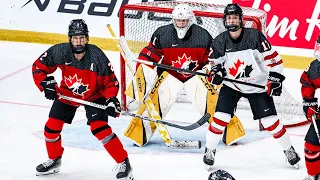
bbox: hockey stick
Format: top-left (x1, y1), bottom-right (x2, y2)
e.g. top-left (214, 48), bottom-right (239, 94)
top-left (58, 94), bottom-right (209, 131)
top-left (118, 36), bottom-right (265, 90)
top-left (311, 114), bottom-right (320, 144)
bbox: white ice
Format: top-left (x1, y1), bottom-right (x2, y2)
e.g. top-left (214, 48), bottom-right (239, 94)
top-left (0, 41), bottom-right (313, 180)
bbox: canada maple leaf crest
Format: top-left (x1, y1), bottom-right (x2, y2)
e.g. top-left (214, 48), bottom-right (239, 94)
top-left (229, 59), bottom-right (244, 77)
top-left (172, 53), bottom-right (198, 77)
top-left (64, 74), bottom-right (89, 97)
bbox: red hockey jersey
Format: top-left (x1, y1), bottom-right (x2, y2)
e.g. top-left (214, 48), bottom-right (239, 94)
top-left (300, 59), bottom-right (320, 99)
top-left (32, 43), bottom-right (119, 106)
top-left (138, 24), bottom-right (213, 82)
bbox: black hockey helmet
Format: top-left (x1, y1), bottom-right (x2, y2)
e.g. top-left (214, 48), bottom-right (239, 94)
top-left (68, 19), bottom-right (89, 54)
top-left (208, 169), bottom-right (236, 180)
top-left (223, 3), bottom-right (243, 32)
top-left (68, 19), bottom-right (89, 38)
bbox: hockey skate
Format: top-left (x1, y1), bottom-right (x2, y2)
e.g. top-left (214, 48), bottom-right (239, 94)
top-left (284, 146), bottom-right (300, 168)
top-left (203, 147), bottom-right (216, 170)
top-left (36, 156), bottom-right (62, 176)
top-left (114, 157), bottom-right (134, 180)
top-left (303, 174), bottom-right (320, 180)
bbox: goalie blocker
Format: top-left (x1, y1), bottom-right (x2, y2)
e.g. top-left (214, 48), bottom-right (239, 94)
top-left (124, 64), bottom-right (246, 147)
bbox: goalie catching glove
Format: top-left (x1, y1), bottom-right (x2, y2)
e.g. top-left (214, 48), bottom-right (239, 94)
top-left (302, 98), bottom-right (318, 122)
top-left (266, 72), bottom-right (285, 96)
top-left (105, 97), bottom-right (121, 118)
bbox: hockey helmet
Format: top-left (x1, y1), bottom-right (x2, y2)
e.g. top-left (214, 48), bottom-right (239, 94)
top-left (68, 19), bottom-right (89, 54)
top-left (315, 36), bottom-right (320, 61)
top-left (172, 4), bottom-right (195, 39)
top-left (223, 3), bottom-right (243, 32)
top-left (208, 169), bottom-right (236, 180)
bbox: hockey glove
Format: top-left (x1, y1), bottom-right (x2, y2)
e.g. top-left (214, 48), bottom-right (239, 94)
top-left (208, 74), bottom-right (223, 85)
top-left (105, 97), bottom-right (121, 118)
top-left (40, 76), bottom-right (58, 100)
top-left (266, 72), bottom-right (285, 96)
top-left (302, 98), bottom-right (318, 122)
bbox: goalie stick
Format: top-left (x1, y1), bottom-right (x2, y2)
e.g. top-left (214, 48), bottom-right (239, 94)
top-left (107, 24), bottom-right (201, 148)
top-left (118, 36), bottom-right (265, 90)
top-left (58, 94), bottom-right (209, 131)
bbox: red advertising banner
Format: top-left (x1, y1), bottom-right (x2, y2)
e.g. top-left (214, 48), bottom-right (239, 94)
top-left (233, 0), bottom-right (320, 49)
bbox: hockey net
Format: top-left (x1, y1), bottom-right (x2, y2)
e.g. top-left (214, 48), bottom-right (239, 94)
top-left (118, 1), bottom-right (308, 128)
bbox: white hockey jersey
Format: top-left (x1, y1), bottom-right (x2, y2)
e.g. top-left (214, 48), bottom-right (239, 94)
top-left (209, 28), bottom-right (283, 94)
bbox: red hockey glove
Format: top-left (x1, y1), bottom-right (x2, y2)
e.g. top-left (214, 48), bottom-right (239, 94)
top-left (302, 98), bottom-right (318, 122)
top-left (40, 76), bottom-right (58, 100)
top-left (105, 97), bottom-right (121, 118)
top-left (267, 72), bottom-right (285, 96)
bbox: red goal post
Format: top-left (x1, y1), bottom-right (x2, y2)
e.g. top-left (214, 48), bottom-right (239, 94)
top-left (118, 1), bottom-right (308, 128)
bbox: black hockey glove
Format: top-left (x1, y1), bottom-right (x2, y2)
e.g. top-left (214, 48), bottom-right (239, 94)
top-left (105, 97), bottom-right (121, 118)
top-left (266, 72), bottom-right (285, 96)
top-left (208, 74), bottom-right (223, 85)
top-left (302, 98), bottom-right (318, 122)
top-left (40, 76), bottom-right (58, 100)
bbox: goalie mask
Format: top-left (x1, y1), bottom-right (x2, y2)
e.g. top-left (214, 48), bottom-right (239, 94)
top-left (68, 19), bottom-right (89, 54)
top-left (223, 3), bottom-right (243, 32)
top-left (172, 4), bottom-right (195, 39)
top-left (315, 36), bottom-right (320, 61)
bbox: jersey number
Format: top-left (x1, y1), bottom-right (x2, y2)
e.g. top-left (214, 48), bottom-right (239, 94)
top-left (261, 40), bottom-right (271, 51)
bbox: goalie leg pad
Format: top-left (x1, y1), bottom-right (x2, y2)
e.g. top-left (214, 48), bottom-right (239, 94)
top-left (305, 141), bottom-right (320, 176)
top-left (124, 72), bottom-right (182, 147)
top-left (222, 116), bottom-right (246, 146)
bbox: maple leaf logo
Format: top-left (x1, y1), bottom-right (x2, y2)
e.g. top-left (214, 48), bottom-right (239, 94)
top-left (64, 74), bottom-right (89, 97)
top-left (229, 59), bottom-right (244, 77)
top-left (172, 53), bottom-right (198, 77)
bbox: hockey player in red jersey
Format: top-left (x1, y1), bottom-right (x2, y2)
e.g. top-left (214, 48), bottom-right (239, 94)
top-left (300, 36), bottom-right (320, 180)
top-left (203, 3), bottom-right (300, 169)
top-left (32, 19), bottom-right (133, 179)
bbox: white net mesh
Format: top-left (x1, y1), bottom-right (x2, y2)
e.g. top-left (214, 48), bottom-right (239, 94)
top-left (119, 1), bottom-right (307, 127)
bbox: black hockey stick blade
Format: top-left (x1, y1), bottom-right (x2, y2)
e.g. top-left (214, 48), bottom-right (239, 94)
top-left (122, 112), bottom-right (210, 131)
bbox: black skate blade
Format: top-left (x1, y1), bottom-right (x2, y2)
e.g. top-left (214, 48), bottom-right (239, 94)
top-left (36, 167), bottom-right (60, 176)
top-left (117, 169), bottom-right (134, 180)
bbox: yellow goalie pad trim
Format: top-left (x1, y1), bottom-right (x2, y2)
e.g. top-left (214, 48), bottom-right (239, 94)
top-left (124, 71), bottom-right (170, 147)
top-left (125, 65), bottom-right (147, 102)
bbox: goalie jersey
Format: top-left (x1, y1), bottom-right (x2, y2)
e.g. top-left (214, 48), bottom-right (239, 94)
top-left (138, 24), bottom-right (212, 82)
top-left (209, 28), bottom-right (283, 93)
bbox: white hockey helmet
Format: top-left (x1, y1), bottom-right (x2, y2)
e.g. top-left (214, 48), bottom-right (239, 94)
top-left (315, 36), bottom-right (320, 61)
top-left (172, 4), bottom-right (195, 39)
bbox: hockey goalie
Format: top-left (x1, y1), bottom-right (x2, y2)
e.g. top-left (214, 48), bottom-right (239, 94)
top-left (123, 4), bottom-right (246, 147)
